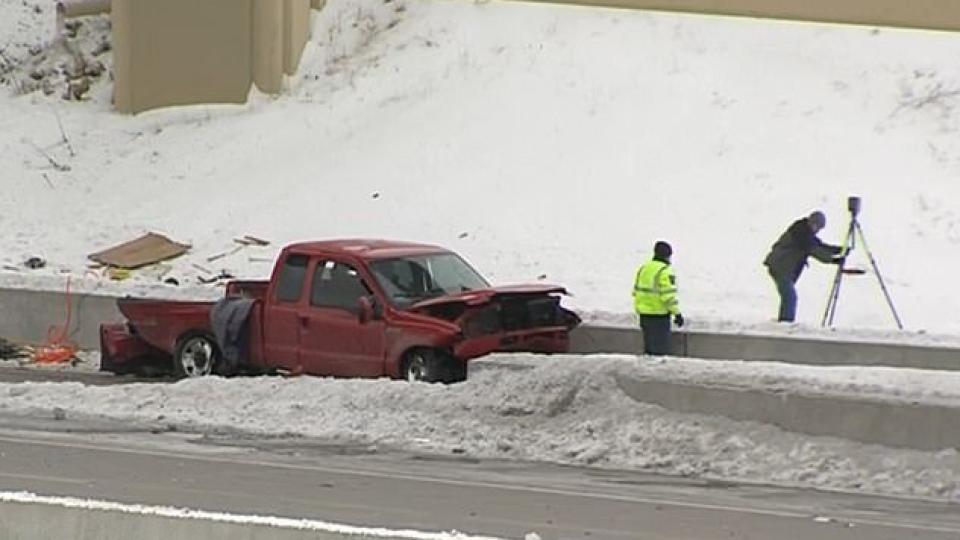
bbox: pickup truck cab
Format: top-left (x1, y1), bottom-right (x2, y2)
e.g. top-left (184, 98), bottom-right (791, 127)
top-left (100, 239), bottom-right (580, 383)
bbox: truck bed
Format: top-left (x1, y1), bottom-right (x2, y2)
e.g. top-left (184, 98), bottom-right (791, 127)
top-left (117, 298), bottom-right (216, 354)
top-left (116, 279), bottom-right (269, 355)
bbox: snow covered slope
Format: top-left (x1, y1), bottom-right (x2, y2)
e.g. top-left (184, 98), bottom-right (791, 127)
top-left (3, 0), bottom-right (960, 335)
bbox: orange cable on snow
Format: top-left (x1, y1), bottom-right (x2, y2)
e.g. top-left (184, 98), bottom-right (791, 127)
top-left (33, 276), bottom-right (79, 364)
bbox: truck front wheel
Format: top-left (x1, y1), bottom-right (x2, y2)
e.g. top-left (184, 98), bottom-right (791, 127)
top-left (174, 334), bottom-right (219, 378)
top-left (403, 349), bottom-right (466, 384)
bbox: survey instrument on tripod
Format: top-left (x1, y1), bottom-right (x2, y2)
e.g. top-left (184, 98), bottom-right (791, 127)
top-left (822, 196), bottom-right (903, 329)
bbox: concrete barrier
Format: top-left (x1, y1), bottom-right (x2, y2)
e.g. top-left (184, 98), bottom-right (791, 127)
top-left (570, 325), bottom-right (960, 371)
top-left (0, 287), bottom-right (123, 349)
top-left (614, 375), bottom-right (960, 451)
top-left (1, 286), bottom-right (959, 371)
top-left (681, 331), bottom-right (960, 371)
top-left (0, 492), bottom-right (501, 540)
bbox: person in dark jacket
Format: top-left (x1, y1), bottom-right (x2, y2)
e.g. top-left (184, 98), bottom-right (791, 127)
top-left (763, 211), bottom-right (843, 322)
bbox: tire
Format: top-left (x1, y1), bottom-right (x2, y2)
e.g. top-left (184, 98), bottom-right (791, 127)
top-left (403, 349), bottom-right (466, 384)
top-left (173, 333), bottom-right (219, 378)
top-left (403, 349), bottom-right (436, 383)
top-left (445, 359), bottom-right (467, 383)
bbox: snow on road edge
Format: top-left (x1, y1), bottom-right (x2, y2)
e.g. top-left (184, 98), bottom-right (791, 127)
top-left (2, 355), bottom-right (959, 502)
top-left (0, 491), bottom-right (509, 539)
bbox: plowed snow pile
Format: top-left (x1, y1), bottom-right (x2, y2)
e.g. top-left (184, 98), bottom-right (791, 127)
top-left (2, 355), bottom-right (959, 501)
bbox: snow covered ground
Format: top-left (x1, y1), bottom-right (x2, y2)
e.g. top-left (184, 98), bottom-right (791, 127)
top-left (3, 0), bottom-right (960, 336)
top-left (3, 354), bottom-right (960, 502)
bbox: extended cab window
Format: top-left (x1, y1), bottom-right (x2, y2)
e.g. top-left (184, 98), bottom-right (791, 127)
top-left (275, 254), bottom-right (309, 303)
top-left (311, 261), bottom-right (371, 312)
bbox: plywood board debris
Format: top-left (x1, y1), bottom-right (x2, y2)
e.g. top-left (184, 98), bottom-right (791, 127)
top-left (88, 232), bottom-right (190, 269)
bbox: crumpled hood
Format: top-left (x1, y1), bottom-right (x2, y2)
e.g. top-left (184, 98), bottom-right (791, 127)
top-left (410, 284), bottom-right (568, 310)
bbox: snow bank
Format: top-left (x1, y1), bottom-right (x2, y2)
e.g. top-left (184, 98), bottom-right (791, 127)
top-left (3, 354), bottom-right (959, 501)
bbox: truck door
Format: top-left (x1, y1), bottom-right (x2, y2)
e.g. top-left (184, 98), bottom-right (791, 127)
top-left (262, 253), bottom-right (310, 372)
top-left (299, 260), bottom-right (386, 377)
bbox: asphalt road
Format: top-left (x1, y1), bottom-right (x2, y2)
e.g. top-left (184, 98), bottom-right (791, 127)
top-left (0, 364), bottom-right (169, 385)
top-left (0, 414), bottom-right (958, 540)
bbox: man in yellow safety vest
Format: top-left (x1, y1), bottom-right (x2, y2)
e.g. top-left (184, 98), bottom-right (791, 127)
top-left (633, 241), bottom-right (684, 355)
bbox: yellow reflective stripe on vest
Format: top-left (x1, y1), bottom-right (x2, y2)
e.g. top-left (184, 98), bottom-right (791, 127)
top-left (634, 266), bottom-right (668, 293)
top-left (633, 260), bottom-right (679, 316)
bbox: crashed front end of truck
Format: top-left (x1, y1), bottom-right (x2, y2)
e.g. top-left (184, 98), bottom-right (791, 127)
top-left (411, 285), bottom-right (581, 359)
top-left (367, 254), bottom-right (580, 360)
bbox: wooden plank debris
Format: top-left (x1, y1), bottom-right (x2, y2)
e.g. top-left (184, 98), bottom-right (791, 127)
top-left (206, 245), bottom-right (244, 262)
top-left (233, 235), bottom-right (270, 246)
top-left (88, 233), bottom-right (190, 269)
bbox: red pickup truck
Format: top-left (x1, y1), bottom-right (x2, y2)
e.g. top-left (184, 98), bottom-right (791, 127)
top-left (100, 239), bottom-right (580, 383)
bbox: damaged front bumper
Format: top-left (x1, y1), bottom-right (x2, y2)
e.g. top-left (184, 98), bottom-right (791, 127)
top-left (453, 325), bottom-right (573, 360)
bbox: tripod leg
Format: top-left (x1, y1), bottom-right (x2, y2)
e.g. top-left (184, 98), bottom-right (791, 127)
top-left (822, 220), bottom-right (856, 327)
top-left (855, 223), bottom-right (904, 330)
top-left (822, 263), bottom-right (843, 327)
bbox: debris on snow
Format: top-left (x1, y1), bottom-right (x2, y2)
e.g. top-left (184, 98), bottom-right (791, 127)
top-left (197, 269), bottom-right (236, 285)
top-left (206, 245), bottom-right (244, 263)
top-left (23, 256), bottom-right (46, 269)
top-left (235, 235), bottom-right (270, 247)
top-left (52, 406), bottom-right (67, 421)
top-left (88, 232), bottom-right (191, 270)
top-left (0, 338), bottom-right (29, 360)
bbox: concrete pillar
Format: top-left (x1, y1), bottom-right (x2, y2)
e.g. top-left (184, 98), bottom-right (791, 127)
top-left (110, 0), bottom-right (132, 112)
top-left (283, 0), bottom-right (312, 75)
top-left (252, 0), bottom-right (284, 94)
top-left (112, 0), bottom-right (253, 113)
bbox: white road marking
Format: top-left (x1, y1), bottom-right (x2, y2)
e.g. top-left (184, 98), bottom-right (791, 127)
top-left (0, 490), bottom-right (504, 539)
top-left (0, 432), bottom-right (958, 535)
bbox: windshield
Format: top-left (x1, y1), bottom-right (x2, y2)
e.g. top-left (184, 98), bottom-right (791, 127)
top-left (369, 253), bottom-right (490, 308)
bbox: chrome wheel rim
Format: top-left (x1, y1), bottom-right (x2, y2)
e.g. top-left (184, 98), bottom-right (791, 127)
top-left (406, 355), bottom-right (426, 382)
top-left (180, 337), bottom-right (214, 377)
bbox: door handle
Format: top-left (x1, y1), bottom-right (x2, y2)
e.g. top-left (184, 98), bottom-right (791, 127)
top-left (298, 315), bottom-right (309, 327)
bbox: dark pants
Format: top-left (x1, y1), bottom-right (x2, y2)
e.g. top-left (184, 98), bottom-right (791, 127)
top-left (639, 314), bottom-right (672, 355)
top-left (768, 270), bottom-right (798, 322)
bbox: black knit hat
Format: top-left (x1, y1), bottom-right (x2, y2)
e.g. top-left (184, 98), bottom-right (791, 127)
top-left (808, 210), bottom-right (826, 229)
top-left (654, 241), bottom-right (672, 259)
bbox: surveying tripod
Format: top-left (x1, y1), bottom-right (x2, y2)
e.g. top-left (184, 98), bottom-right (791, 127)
top-left (821, 196), bottom-right (903, 329)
